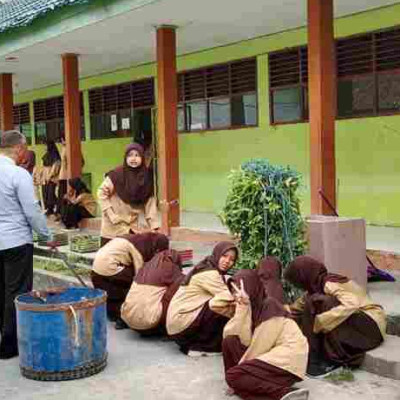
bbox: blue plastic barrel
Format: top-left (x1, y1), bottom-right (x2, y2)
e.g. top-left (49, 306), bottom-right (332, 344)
top-left (15, 287), bottom-right (107, 381)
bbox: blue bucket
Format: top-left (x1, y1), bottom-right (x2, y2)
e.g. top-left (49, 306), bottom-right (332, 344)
top-left (15, 287), bottom-right (107, 381)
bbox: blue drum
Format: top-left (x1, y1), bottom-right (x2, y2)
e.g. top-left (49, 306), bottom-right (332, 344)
top-left (15, 287), bottom-right (107, 381)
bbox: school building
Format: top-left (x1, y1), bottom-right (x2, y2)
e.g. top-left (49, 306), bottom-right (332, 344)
top-left (1, 0), bottom-right (400, 232)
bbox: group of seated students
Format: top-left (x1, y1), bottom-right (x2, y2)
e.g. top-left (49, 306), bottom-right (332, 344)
top-left (91, 236), bottom-right (386, 400)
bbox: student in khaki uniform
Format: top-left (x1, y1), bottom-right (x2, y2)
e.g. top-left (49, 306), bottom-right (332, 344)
top-left (98, 143), bottom-right (159, 246)
top-left (121, 249), bottom-right (184, 335)
top-left (285, 256), bottom-right (386, 377)
top-left (60, 178), bottom-right (96, 229)
top-left (41, 140), bottom-right (61, 216)
top-left (222, 269), bottom-right (309, 400)
top-left (91, 232), bottom-right (169, 329)
top-left (167, 241), bottom-right (238, 356)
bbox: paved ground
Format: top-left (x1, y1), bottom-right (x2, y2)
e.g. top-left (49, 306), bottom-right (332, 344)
top-left (1, 323), bottom-right (400, 400)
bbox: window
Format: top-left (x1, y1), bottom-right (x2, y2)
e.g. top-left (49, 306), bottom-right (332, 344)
top-left (33, 95), bottom-right (85, 144)
top-left (13, 103), bottom-right (32, 145)
top-left (269, 47), bottom-right (308, 124)
top-left (89, 78), bottom-right (155, 144)
top-left (178, 58), bottom-right (257, 132)
top-left (269, 25), bottom-right (400, 123)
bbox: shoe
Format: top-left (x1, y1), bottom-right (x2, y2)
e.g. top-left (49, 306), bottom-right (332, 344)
top-left (115, 318), bottom-right (129, 330)
top-left (187, 350), bottom-right (221, 357)
top-left (306, 361), bottom-right (342, 379)
top-left (281, 388), bottom-right (309, 400)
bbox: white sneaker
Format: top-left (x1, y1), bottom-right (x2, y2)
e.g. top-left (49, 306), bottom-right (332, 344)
top-left (281, 388), bottom-right (309, 400)
top-left (187, 350), bottom-right (222, 357)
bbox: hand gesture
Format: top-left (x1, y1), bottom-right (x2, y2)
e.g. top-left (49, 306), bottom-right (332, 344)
top-left (231, 279), bottom-right (250, 306)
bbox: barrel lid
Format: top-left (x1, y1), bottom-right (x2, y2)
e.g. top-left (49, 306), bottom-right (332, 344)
top-left (15, 287), bottom-right (107, 312)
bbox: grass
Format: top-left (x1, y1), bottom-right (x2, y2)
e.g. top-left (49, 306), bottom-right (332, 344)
top-left (33, 257), bottom-right (92, 278)
top-left (324, 368), bottom-right (355, 383)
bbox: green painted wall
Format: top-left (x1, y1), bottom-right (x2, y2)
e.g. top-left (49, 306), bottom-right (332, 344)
top-left (16, 3), bottom-right (400, 226)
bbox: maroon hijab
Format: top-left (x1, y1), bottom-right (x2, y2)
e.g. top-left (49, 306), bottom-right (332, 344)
top-left (182, 241), bottom-right (238, 286)
top-left (122, 232), bottom-right (169, 262)
top-left (107, 143), bottom-right (153, 206)
top-left (284, 255), bottom-right (348, 294)
top-left (230, 269), bottom-right (289, 331)
top-left (135, 249), bottom-right (184, 287)
top-left (256, 256), bottom-right (285, 304)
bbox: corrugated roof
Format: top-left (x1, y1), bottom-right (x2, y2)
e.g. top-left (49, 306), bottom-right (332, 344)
top-left (0, 0), bottom-right (89, 34)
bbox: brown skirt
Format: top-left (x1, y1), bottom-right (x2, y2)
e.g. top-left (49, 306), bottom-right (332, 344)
top-left (91, 268), bottom-right (135, 321)
top-left (226, 358), bottom-right (301, 400)
top-left (169, 302), bottom-right (229, 354)
top-left (222, 335), bottom-right (248, 372)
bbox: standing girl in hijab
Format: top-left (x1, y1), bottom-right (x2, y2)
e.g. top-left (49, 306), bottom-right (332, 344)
top-left (91, 232), bottom-right (169, 329)
top-left (222, 270), bottom-right (309, 400)
top-left (60, 178), bottom-right (97, 229)
top-left (121, 249), bottom-right (184, 335)
top-left (98, 143), bottom-right (158, 246)
top-left (284, 256), bottom-right (386, 377)
top-left (41, 140), bottom-right (61, 216)
top-left (167, 241), bottom-right (238, 356)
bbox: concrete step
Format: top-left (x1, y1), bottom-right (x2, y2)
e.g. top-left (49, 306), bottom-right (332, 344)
top-left (362, 334), bottom-right (400, 380)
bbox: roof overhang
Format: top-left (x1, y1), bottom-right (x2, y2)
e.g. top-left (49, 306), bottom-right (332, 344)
top-left (0, 0), bottom-right (399, 94)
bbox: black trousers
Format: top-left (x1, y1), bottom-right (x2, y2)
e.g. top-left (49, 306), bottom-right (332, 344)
top-left (60, 200), bottom-right (93, 229)
top-left (0, 244), bottom-right (33, 356)
top-left (56, 180), bottom-right (68, 215)
top-left (42, 183), bottom-right (57, 215)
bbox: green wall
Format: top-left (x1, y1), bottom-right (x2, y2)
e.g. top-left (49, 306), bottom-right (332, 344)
top-left (17, 3), bottom-right (400, 226)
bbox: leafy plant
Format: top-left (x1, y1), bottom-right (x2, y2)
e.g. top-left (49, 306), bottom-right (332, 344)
top-left (220, 159), bottom-right (306, 300)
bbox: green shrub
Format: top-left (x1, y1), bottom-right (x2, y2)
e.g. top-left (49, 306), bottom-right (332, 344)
top-left (220, 159), bottom-right (306, 300)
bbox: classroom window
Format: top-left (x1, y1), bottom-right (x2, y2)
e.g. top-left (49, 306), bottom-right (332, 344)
top-left (33, 95), bottom-right (85, 144)
top-left (88, 79), bottom-right (155, 145)
top-left (13, 103), bottom-right (32, 145)
top-left (269, 25), bottom-right (400, 123)
top-left (178, 58), bottom-right (257, 132)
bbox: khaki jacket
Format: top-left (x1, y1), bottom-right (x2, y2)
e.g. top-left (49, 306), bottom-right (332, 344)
top-left (224, 303), bottom-right (308, 379)
top-left (92, 237), bottom-right (144, 276)
top-left (166, 270), bottom-right (235, 335)
top-left (59, 146), bottom-right (68, 180)
top-left (74, 193), bottom-right (97, 216)
top-left (290, 280), bottom-right (387, 336)
top-left (98, 176), bottom-right (159, 239)
top-left (121, 283), bottom-right (167, 330)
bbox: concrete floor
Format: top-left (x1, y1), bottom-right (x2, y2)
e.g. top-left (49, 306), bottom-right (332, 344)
top-left (1, 324), bottom-right (400, 400)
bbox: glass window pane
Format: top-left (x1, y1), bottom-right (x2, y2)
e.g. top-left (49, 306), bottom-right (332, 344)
top-left (337, 75), bottom-right (374, 117)
top-left (272, 88), bottom-right (302, 123)
top-left (232, 94), bottom-right (257, 126)
top-left (378, 73), bottom-right (400, 113)
top-left (209, 97), bottom-right (230, 129)
top-left (133, 108), bottom-right (153, 148)
top-left (18, 124), bottom-right (33, 145)
top-left (34, 122), bottom-right (47, 144)
top-left (186, 101), bottom-right (207, 131)
top-left (178, 105), bottom-right (185, 131)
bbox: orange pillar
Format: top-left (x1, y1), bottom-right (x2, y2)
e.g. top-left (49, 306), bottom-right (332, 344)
top-left (62, 53), bottom-right (82, 179)
top-left (308, 0), bottom-right (336, 214)
top-left (156, 26), bottom-right (180, 234)
top-left (0, 73), bottom-right (14, 131)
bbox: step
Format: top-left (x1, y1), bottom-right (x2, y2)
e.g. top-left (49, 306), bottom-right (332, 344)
top-left (362, 334), bottom-right (400, 380)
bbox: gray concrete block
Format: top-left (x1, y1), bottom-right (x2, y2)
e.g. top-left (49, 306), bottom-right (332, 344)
top-left (362, 335), bottom-right (400, 380)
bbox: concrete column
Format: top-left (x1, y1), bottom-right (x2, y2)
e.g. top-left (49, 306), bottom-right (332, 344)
top-left (62, 53), bottom-right (82, 179)
top-left (156, 26), bottom-right (180, 234)
top-left (0, 73), bottom-right (14, 131)
top-left (308, 0), bottom-right (337, 214)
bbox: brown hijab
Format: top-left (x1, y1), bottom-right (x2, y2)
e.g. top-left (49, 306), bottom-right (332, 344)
top-left (284, 256), bottom-right (348, 294)
top-left (122, 232), bottom-right (169, 262)
top-left (107, 143), bottom-right (153, 206)
top-left (182, 241), bottom-right (238, 286)
top-left (230, 269), bottom-right (289, 331)
top-left (256, 256), bottom-right (285, 304)
top-left (135, 249), bottom-right (184, 287)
